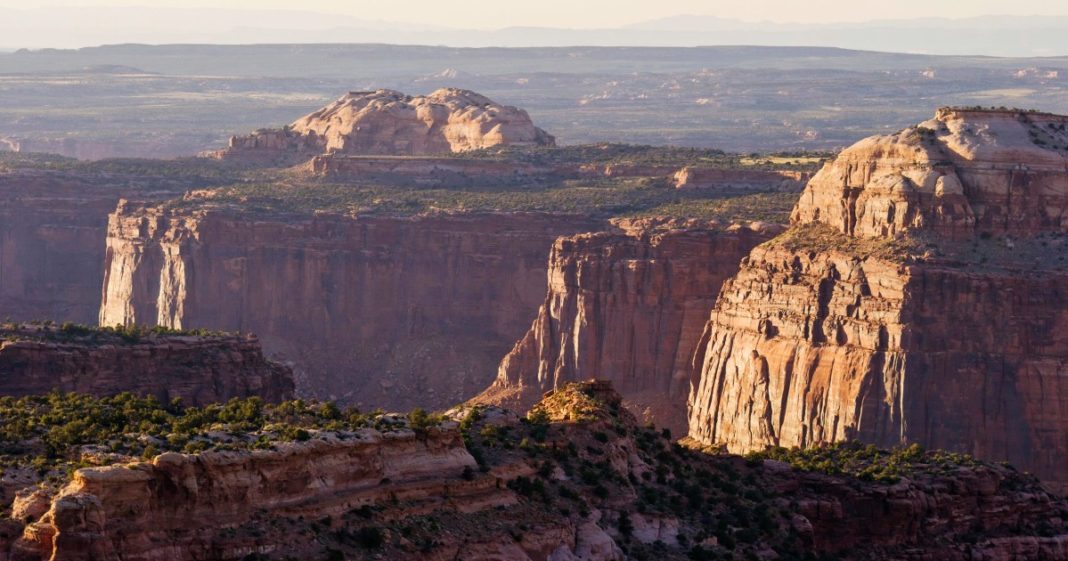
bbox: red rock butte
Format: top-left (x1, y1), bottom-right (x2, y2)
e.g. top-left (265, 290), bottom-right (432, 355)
top-left (793, 106), bottom-right (1068, 239)
top-left (688, 107), bottom-right (1068, 491)
top-left (208, 88), bottom-right (555, 163)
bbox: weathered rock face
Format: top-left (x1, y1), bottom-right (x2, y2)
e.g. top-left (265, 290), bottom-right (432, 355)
top-left (8, 428), bottom-right (497, 561)
top-left (0, 169), bottom-right (185, 324)
top-left (689, 107), bottom-right (1068, 491)
top-left (0, 324), bottom-right (294, 404)
top-left (99, 203), bottom-right (602, 409)
top-left (477, 219), bottom-right (775, 436)
top-left (5, 381), bottom-right (1068, 561)
top-left (779, 460), bottom-right (1068, 560)
top-left (0, 174), bottom-right (129, 323)
top-left (211, 88), bottom-right (554, 163)
top-left (692, 241), bottom-right (1068, 489)
top-left (792, 107), bottom-right (1068, 239)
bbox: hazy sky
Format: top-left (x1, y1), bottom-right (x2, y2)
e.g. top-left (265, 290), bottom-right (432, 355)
top-left (9, 0), bottom-right (1068, 29)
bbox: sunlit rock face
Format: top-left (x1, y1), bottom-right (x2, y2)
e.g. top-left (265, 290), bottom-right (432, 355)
top-left (792, 107), bottom-right (1068, 239)
top-left (211, 88), bottom-right (554, 163)
top-left (690, 108), bottom-right (1068, 491)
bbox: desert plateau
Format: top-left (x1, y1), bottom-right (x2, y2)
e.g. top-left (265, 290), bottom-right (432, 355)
top-left (5, 2), bottom-right (1068, 560)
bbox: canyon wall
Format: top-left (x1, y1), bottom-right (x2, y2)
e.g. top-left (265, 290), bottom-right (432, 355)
top-left (0, 324), bottom-right (294, 404)
top-left (0, 171), bottom-right (183, 324)
top-left (0, 173), bottom-right (124, 323)
top-left (688, 107), bottom-right (1068, 490)
top-left (477, 219), bottom-right (775, 436)
top-left (99, 204), bottom-right (602, 409)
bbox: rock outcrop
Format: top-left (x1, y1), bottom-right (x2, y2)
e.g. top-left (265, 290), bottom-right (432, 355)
top-left (792, 107), bottom-right (1068, 239)
top-left (0, 324), bottom-right (294, 404)
top-left (8, 381), bottom-right (1068, 561)
top-left (8, 428), bottom-right (504, 561)
top-left (688, 107), bottom-right (1068, 491)
top-left (99, 203), bottom-right (602, 409)
top-left (210, 89), bottom-right (554, 164)
top-left (477, 219), bottom-right (775, 436)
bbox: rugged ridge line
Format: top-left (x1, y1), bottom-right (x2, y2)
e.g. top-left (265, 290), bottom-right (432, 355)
top-left (7, 382), bottom-right (1068, 560)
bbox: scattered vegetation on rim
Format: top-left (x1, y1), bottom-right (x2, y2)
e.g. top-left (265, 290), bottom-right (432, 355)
top-left (0, 321), bottom-right (233, 344)
top-left (745, 441), bottom-right (980, 484)
top-left (769, 223), bottom-right (921, 260)
top-left (0, 391), bottom-right (445, 485)
top-left (450, 144), bottom-right (829, 171)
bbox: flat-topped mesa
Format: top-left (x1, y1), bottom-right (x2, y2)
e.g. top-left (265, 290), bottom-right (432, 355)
top-left (792, 106), bottom-right (1068, 239)
top-left (0, 323), bottom-right (294, 404)
top-left (209, 88), bottom-right (554, 164)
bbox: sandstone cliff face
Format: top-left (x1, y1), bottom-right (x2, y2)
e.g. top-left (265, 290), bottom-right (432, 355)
top-left (0, 168), bottom-right (189, 324)
top-left (478, 219), bottom-right (775, 436)
top-left (99, 203), bottom-right (602, 409)
top-left (8, 428), bottom-right (494, 561)
top-left (213, 89), bottom-right (554, 163)
top-left (0, 324), bottom-right (294, 404)
top-left (778, 460), bottom-right (1068, 559)
top-left (5, 382), bottom-right (1068, 561)
top-left (689, 107), bottom-right (1068, 491)
top-left (0, 173), bottom-right (133, 324)
top-left (792, 107), bottom-right (1068, 239)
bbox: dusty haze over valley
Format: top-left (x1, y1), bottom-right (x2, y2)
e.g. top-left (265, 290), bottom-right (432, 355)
top-left (4, 2), bottom-right (1068, 561)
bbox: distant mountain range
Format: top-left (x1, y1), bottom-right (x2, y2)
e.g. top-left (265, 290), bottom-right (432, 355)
top-left (2, 7), bottom-right (1068, 57)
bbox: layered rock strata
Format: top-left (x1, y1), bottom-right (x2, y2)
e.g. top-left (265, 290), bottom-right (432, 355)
top-left (210, 88), bottom-right (554, 164)
top-left (0, 164), bottom-right (206, 324)
top-left (477, 219), bottom-right (776, 436)
top-left (7, 381), bottom-right (1068, 561)
top-left (0, 324), bottom-right (294, 404)
top-left (99, 203), bottom-right (602, 409)
top-left (8, 428), bottom-right (504, 561)
top-left (792, 107), bottom-right (1068, 238)
top-left (0, 172), bottom-right (180, 324)
top-left (689, 107), bottom-right (1068, 491)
